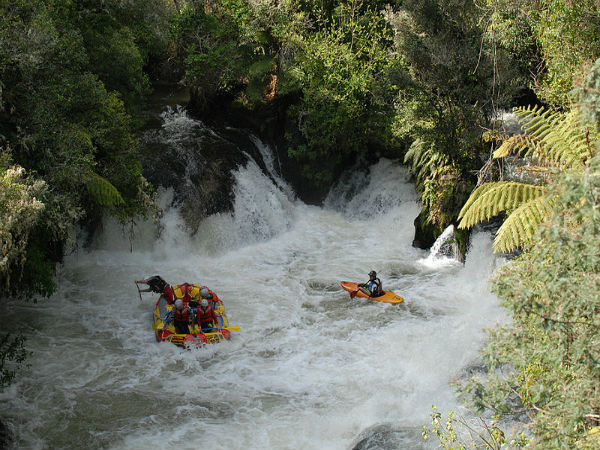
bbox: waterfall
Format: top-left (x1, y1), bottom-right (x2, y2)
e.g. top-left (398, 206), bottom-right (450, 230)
top-left (428, 225), bottom-right (459, 261)
top-left (0, 109), bottom-right (507, 450)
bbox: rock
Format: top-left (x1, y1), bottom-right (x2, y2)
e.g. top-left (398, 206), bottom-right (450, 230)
top-left (412, 210), bottom-right (439, 249)
top-left (140, 108), bottom-right (248, 232)
top-left (0, 419), bottom-right (11, 450)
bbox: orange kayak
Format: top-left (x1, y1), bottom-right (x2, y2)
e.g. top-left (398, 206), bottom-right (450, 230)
top-left (340, 281), bottom-right (404, 304)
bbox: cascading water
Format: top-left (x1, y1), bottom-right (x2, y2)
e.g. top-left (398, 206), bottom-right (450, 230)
top-left (0, 110), bottom-right (507, 450)
top-left (423, 225), bottom-right (460, 265)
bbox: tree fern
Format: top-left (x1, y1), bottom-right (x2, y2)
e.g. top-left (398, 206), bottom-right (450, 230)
top-left (459, 105), bottom-right (594, 252)
top-left (508, 105), bottom-right (592, 168)
top-left (405, 138), bottom-right (458, 226)
top-left (404, 138), bottom-right (450, 191)
top-left (458, 182), bottom-right (546, 229)
top-left (493, 194), bottom-right (557, 253)
top-left (85, 172), bottom-right (125, 207)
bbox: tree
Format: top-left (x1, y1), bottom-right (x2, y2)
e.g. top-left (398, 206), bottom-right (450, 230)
top-left (461, 153), bottom-right (600, 448)
top-left (0, 0), bottom-right (159, 296)
top-left (281, 1), bottom-right (399, 184)
top-left (481, 0), bottom-right (600, 108)
top-left (458, 60), bottom-right (600, 448)
top-left (457, 105), bottom-right (595, 252)
top-left (389, 0), bottom-right (524, 231)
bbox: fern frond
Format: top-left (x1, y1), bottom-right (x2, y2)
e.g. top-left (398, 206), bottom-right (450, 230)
top-left (512, 105), bottom-right (589, 169)
top-left (457, 181), bottom-right (546, 229)
top-left (493, 134), bottom-right (545, 159)
top-left (86, 172), bottom-right (125, 207)
top-left (405, 139), bottom-right (450, 184)
top-left (493, 194), bottom-right (557, 253)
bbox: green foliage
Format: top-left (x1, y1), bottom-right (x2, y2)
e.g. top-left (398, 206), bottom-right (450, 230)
top-left (0, 333), bottom-right (29, 388)
top-left (404, 139), bottom-right (462, 227)
top-left (422, 406), bottom-right (528, 450)
top-left (0, 0), bottom-right (161, 296)
top-left (387, 0), bottom-right (524, 230)
top-left (458, 105), bottom-right (595, 252)
top-left (461, 153), bottom-right (600, 448)
top-left (577, 58), bottom-right (600, 135)
top-left (459, 182), bottom-right (545, 227)
top-left (496, 106), bottom-right (593, 169)
top-left (482, 0), bottom-right (600, 107)
top-left (85, 172), bottom-right (125, 207)
top-left (492, 194), bottom-right (555, 253)
top-left (169, 0), bottom-right (277, 106)
top-left (0, 153), bottom-right (46, 292)
top-left (282, 2), bottom-right (399, 184)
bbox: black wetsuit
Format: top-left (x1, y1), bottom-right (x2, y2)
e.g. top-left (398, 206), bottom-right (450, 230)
top-left (146, 275), bottom-right (167, 293)
top-left (174, 321), bottom-right (190, 335)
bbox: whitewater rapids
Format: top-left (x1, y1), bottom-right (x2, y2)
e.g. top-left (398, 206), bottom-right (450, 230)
top-left (0, 110), bottom-right (506, 450)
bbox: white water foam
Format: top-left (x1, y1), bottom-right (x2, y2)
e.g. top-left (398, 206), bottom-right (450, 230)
top-left (0, 113), bottom-right (507, 450)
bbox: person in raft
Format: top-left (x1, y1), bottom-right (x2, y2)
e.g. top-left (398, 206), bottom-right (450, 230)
top-left (199, 286), bottom-right (222, 310)
top-left (358, 271), bottom-right (383, 297)
top-left (163, 299), bottom-right (193, 334)
top-left (135, 275), bottom-right (174, 303)
top-left (195, 299), bottom-right (218, 332)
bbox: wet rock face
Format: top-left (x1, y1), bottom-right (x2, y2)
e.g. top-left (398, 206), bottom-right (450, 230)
top-left (0, 419), bottom-right (11, 450)
top-left (140, 108), bottom-right (248, 233)
top-left (351, 425), bottom-right (431, 450)
top-left (179, 137), bottom-right (248, 233)
top-left (412, 210), bottom-right (438, 250)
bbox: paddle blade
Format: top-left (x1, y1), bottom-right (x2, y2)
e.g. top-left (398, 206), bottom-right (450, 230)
top-left (225, 326), bottom-right (241, 332)
top-left (350, 290), bottom-right (358, 299)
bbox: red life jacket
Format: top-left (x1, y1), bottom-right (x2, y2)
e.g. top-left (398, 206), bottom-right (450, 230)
top-left (182, 285), bottom-right (192, 302)
top-left (173, 283), bottom-right (192, 302)
top-left (199, 285), bottom-right (221, 304)
top-left (174, 307), bottom-right (190, 323)
top-left (195, 305), bottom-right (217, 325)
top-left (163, 285), bottom-right (174, 303)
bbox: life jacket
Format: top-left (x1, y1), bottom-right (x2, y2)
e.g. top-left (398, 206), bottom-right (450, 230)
top-left (369, 278), bottom-right (383, 296)
top-left (173, 307), bottom-right (190, 323)
top-left (163, 284), bottom-right (175, 303)
top-left (195, 305), bottom-right (216, 325)
top-left (173, 283), bottom-right (193, 302)
top-left (199, 285), bottom-right (221, 306)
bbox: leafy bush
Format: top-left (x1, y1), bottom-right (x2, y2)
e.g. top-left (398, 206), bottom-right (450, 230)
top-left (460, 151), bottom-right (600, 449)
top-left (0, 0), bottom-right (163, 296)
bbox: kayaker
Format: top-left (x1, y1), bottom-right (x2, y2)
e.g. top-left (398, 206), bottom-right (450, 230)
top-left (195, 299), bottom-right (218, 332)
top-left (136, 275), bottom-right (175, 303)
top-left (358, 271), bottom-right (383, 297)
top-left (163, 299), bottom-right (192, 334)
top-left (199, 286), bottom-right (222, 310)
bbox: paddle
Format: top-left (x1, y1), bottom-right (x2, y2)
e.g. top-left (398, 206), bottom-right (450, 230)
top-left (135, 281), bottom-right (144, 302)
top-left (197, 325), bottom-right (241, 333)
top-left (206, 326), bottom-right (241, 333)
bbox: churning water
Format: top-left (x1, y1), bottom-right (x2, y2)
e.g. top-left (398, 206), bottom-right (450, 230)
top-left (0, 110), bottom-right (507, 450)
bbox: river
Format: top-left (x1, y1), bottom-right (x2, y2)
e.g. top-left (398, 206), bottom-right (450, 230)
top-left (0, 108), bottom-right (506, 450)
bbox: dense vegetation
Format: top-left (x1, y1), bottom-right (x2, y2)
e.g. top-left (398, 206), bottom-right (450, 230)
top-left (2, 0), bottom-right (600, 448)
top-left (1, 0), bottom-right (171, 298)
top-left (0, 0), bottom-right (170, 384)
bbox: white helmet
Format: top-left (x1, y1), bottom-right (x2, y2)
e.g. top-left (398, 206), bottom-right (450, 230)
top-left (201, 299), bottom-right (209, 307)
top-left (174, 299), bottom-right (183, 308)
top-left (199, 288), bottom-right (209, 298)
